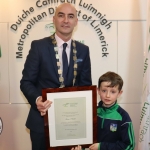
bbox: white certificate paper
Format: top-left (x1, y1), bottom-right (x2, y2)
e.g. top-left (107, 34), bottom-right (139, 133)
top-left (47, 91), bottom-right (93, 147)
top-left (55, 97), bottom-right (86, 140)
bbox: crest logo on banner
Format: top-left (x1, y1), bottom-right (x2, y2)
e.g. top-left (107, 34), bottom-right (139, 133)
top-left (138, 1), bottom-right (150, 149)
top-left (0, 118), bottom-right (3, 135)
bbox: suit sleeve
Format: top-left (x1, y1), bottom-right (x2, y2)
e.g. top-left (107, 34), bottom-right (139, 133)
top-left (20, 41), bottom-right (41, 110)
top-left (78, 46), bottom-right (92, 86)
top-left (100, 122), bottom-right (135, 150)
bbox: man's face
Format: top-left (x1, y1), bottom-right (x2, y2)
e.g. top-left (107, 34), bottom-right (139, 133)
top-left (53, 4), bottom-right (78, 38)
top-left (98, 82), bottom-right (122, 107)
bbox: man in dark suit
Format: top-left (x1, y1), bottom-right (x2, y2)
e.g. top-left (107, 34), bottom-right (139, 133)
top-left (20, 3), bottom-right (92, 150)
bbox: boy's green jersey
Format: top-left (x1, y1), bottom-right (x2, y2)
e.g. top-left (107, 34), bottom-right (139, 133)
top-left (97, 101), bottom-right (135, 150)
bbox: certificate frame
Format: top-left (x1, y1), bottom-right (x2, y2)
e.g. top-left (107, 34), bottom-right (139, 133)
top-left (42, 85), bottom-right (97, 150)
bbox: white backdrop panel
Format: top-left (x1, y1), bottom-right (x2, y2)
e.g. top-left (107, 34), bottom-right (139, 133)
top-left (0, 23), bottom-right (9, 103)
top-left (0, 1), bottom-right (9, 22)
top-left (118, 21), bottom-right (146, 104)
top-left (0, 104), bottom-right (31, 150)
top-left (73, 20), bottom-right (118, 86)
top-left (0, 0), bottom-right (38, 22)
top-left (0, 0), bottom-right (146, 22)
top-left (91, 0), bottom-right (146, 20)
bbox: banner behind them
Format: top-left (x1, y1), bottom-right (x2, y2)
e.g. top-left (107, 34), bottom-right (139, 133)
top-left (138, 1), bottom-right (150, 150)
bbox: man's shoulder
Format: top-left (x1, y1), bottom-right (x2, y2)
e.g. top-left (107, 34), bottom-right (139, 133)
top-left (75, 40), bottom-right (89, 49)
top-left (74, 41), bottom-right (90, 56)
top-left (32, 36), bottom-right (52, 45)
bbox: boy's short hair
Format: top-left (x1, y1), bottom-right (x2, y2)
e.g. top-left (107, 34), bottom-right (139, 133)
top-left (98, 71), bottom-right (123, 91)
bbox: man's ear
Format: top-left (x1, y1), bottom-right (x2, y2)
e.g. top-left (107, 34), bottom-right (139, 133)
top-left (75, 18), bottom-right (78, 26)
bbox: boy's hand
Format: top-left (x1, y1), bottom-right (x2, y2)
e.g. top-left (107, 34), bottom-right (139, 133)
top-left (71, 145), bottom-right (82, 150)
top-left (89, 143), bottom-right (99, 150)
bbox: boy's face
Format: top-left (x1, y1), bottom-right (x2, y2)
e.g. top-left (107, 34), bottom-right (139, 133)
top-left (98, 82), bottom-right (122, 107)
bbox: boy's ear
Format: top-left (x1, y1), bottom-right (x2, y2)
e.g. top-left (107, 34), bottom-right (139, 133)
top-left (118, 90), bottom-right (123, 98)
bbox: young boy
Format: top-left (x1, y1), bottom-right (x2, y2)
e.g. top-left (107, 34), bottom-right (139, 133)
top-left (89, 71), bottom-right (135, 150)
top-left (71, 72), bottom-right (135, 150)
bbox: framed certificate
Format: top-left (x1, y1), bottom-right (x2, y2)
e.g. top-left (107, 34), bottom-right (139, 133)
top-left (42, 85), bottom-right (97, 150)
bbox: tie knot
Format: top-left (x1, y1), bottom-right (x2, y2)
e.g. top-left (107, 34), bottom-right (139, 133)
top-left (63, 43), bottom-right (67, 50)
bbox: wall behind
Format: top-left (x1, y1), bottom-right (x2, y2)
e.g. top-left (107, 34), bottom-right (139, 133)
top-left (0, 0), bottom-right (146, 150)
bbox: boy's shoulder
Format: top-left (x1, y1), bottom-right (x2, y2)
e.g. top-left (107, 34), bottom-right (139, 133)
top-left (97, 101), bottom-right (132, 122)
top-left (117, 104), bottom-right (132, 122)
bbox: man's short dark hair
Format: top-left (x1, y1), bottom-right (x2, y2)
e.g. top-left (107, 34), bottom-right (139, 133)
top-left (98, 71), bottom-right (123, 91)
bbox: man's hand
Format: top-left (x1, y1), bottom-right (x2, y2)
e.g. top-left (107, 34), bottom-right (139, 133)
top-left (89, 143), bottom-right (99, 150)
top-left (36, 96), bottom-right (52, 116)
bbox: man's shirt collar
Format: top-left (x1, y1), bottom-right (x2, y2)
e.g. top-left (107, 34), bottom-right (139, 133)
top-left (55, 33), bottom-right (72, 48)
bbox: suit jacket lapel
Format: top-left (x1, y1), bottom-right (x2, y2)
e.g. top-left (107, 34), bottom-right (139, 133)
top-left (48, 38), bottom-right (59, 80)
